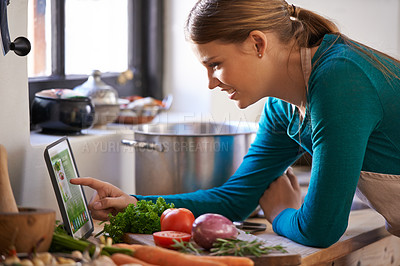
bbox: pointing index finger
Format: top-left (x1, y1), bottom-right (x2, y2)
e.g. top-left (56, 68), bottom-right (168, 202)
top-left (70, 177), bottom-right (106, 191)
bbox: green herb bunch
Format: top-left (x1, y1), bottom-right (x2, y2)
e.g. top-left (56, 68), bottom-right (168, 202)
top-left (102, 197), bottom-right (174, 243)
top-left (172, 238), bottom-right (287, 257)
top-left (209, 238), bottom-right (287, 257)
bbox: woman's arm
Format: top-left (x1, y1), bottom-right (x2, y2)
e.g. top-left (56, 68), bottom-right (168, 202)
top-left (259, 167), bottom-right (302, 224)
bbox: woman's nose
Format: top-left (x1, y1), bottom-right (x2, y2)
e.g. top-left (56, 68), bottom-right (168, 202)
top-left (207, 71), bottom-right (220, 90)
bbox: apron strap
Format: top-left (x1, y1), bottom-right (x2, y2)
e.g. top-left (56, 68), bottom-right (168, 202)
top-left (294, 47), bottom-right (312, 117)
top-left (300, 47), bottom-right (312, 89)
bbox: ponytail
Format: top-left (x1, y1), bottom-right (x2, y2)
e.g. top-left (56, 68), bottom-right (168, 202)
top-left (288, 5), bottom-right (339, 47)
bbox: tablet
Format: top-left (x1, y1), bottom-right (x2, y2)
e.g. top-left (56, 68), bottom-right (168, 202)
top-left (44, 137), bottom-right (94, 239)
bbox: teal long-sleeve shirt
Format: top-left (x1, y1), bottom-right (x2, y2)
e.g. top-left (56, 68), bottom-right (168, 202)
top-left (136, 34), bottom-right (400, 247)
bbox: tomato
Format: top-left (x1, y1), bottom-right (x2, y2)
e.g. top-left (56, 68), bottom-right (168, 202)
top-left (153, 231), bottom-right (191, 249)
top-left (161, 208), bottom-right (195, 234)
top-left (160, 208), bottom-right (176, 224)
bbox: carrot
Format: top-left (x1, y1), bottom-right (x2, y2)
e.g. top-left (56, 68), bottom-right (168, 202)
top-left (114, 244), bottom-right (254, 266)
top-left (114, 243), bottom-right (143, 251)
top-left (199, 255), bottom-right (254, 266)
top-left (111, 253), bottom-right (157, 266)
top-left (114, 244), bottom-right (226, 266)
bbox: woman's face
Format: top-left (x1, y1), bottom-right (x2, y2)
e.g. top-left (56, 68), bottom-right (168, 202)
top-left (192, 39), bottom-right (274, 109)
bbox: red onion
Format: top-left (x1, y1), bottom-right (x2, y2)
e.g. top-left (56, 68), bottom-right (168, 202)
top-left (192, 213), bottom-right (238, 250)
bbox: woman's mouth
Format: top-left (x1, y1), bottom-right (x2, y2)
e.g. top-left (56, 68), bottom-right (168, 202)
top-left (222, 88), bottom-right (237, 99)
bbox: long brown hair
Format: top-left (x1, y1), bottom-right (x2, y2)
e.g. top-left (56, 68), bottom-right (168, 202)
top-left (185, 0), bottom-right (338, 47)
top-left (185, 0), bottom-right (400, 80)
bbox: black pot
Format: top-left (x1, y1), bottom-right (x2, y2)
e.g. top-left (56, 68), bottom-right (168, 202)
top-left (31, 93), bottom-right (95, 135)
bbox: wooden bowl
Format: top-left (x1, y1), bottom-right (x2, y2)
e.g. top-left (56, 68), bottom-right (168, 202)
top-left (0, 207), bottom-right (55, 253)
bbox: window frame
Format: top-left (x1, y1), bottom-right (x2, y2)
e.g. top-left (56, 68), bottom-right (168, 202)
top-left (28, 0), bottom-right (164, 108)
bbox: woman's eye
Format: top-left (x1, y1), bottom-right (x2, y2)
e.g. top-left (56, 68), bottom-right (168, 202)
top-left (208, 62), bottom-right (220, 69)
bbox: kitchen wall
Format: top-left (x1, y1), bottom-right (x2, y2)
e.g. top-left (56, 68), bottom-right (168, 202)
top-left (0, 0), bottom-right (31, 203)
top-left (163, 0), bottom-right (267, 125)
top-left (164, 0), bottom-right (400, 123)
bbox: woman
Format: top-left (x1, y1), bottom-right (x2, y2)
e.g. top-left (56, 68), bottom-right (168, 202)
top-left (71, 0), bottom-right (400, 247)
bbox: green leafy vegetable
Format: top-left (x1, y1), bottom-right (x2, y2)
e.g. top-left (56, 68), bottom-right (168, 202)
top-left (102, 197), bottom-right (174, 243)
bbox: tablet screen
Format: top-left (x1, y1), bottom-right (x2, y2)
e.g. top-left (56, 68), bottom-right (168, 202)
top-left (45, 137), bottom-right (93, 239)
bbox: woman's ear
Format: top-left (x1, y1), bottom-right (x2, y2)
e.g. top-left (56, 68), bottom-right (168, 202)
top-left (248, 30), bottom-right (267, 58)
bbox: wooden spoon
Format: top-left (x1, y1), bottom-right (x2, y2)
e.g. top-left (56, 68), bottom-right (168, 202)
top-left (0, 144), bottom-right (18, 213)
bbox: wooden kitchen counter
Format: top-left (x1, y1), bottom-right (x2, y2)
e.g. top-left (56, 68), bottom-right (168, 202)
top-left (93, 208), bottom-right (400, 265)
top-left (248, 208), bottom-right (400, 265)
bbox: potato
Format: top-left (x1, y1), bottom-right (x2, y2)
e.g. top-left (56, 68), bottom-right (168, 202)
top-left (4, 255), bottom-right (20, 265)
top-left (56, 257), bottom-right (76, 265)
top-left (20, 259), bottom-right (34, 266)
top-left (32, 257), bottom-right (45, 266)
top-left (71, 250), bottom-right (83, 260)
top-left (36, 252), bottom-right (54, 265)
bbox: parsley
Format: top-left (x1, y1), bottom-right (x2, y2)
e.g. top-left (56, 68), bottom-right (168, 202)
top-left (102, 197), bottom-right (174, 243)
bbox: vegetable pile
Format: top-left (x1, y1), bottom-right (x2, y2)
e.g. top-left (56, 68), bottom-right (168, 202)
top-left (101, 197), bottom-right (174, 243)
top-left (1, 200), bottom-right (288, 266)
top-left (1, 224), bottom-right (133, 266)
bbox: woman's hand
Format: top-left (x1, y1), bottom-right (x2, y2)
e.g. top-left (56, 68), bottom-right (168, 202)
top-left (70, 177), bottom-right (137, 221)
top-left (259, 167), bottom-right (302, 224)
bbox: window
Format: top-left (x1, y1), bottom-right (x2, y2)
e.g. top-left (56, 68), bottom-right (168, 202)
top-left (64, 0), bottom-right (128, 75)
top-left (28, 0), bottom-right (164, 118)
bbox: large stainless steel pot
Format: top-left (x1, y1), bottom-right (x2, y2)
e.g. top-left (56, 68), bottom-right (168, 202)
top-left (122, 122), bottom-right (257, 195)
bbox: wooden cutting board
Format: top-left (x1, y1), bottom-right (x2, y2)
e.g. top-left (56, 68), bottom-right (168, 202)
top-left (122, 229), bottom-right (301, 266)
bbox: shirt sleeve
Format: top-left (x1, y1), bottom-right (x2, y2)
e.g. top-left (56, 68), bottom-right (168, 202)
top-left (136, 98), bottom-right (303, 221)
top-left (272, 57), bottom-right (383, 247)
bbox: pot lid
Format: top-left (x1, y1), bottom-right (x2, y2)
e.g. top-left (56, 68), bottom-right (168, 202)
top-left (73, 70), bottom-right (119, 105)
